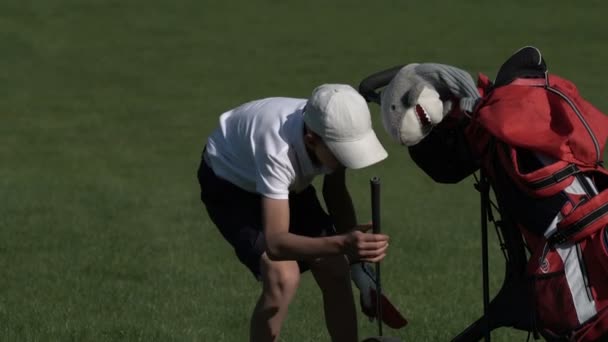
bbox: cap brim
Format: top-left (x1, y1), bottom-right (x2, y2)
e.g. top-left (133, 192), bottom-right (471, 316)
top-left (326, 130), bottom-right (388, 170)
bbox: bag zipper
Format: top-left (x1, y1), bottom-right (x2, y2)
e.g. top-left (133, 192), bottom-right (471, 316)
top-left (575, 243), bottom-right (594, 302)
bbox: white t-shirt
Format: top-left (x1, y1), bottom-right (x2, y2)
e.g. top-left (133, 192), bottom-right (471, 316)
top-left (205, 97), bottom-right (330, 200)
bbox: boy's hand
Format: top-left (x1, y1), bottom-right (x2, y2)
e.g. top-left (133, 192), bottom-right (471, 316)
top-left (342, 230), bottom-right (388, 263)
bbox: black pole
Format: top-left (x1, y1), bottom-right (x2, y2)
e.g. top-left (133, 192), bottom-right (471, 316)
top-left (480, 171), bottom-right (491, 342)
top-left (370, 177), bottom-right (383, 337)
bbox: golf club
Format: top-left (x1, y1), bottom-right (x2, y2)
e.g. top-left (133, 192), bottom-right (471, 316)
top-left (361, 177), bottom-right (403, 342)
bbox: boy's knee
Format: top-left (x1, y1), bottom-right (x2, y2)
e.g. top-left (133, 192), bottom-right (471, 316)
top-left (261, 259), bottom-right (301, 301)
top-left (270, 267), bottom-right (300, 297)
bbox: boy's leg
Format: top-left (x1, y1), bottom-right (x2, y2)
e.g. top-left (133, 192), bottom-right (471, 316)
top-left (290, 186), bottom-right (358, 342)
top-left (199, 160), bottom-right (353, 340)
top-left (199, 158), bottom-right (303, 341)
top-left (250, 253), bottom-right (301, 342)
top-left (310, 255), bottom-right (358, 342)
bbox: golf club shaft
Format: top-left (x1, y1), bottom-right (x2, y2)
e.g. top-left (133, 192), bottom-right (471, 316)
top-left (371, 177), bottom-right (383, 337)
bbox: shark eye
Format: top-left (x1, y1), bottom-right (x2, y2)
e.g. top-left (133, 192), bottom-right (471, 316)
top-left (400, 91), bottom-right (411, 108)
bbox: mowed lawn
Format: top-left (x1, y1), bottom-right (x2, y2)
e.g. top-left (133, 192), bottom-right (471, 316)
top-left (2, 1), bottom-right (608, 341)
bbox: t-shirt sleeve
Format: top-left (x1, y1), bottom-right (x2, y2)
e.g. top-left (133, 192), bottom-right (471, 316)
top-left (254, 152), bottom-right (294, 200)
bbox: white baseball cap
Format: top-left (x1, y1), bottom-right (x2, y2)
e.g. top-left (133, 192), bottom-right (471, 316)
top-left (303, 84), bottom-right (388, 169)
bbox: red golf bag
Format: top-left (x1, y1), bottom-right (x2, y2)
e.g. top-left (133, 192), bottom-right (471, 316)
top-left (416, 47), bottom-right (608, 341)
top-left (360, 46), bottom-right (608, 341)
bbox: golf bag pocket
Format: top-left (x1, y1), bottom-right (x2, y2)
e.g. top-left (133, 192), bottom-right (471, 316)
top-left (553, 188), bottom-right (608, 244)
top-left (529, 248), bottom-right (580, 333)
top-left (528, 229), bottom-right (608, 338)
top-left (497, 144), bottom-right (577, 198)
top-left (527, 186), bottom-right (608, 338)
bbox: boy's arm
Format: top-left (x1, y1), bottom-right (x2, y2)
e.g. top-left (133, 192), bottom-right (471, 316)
top-left (321, 167), bottom-right (357, 234)
top-left (262, 197), bottom-right (345, 260)
top-left (262, 196), bottom-right (387, 262)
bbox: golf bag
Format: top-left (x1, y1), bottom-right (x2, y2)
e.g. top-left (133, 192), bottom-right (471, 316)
top-left (408, 47), bottom-right (608, 341)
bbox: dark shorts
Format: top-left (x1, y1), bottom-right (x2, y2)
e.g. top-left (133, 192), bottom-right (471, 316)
top-left (197, 156), bottom-right (335, 279)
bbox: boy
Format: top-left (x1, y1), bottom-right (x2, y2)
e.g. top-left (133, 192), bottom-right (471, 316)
top-left (198, 84), bottom-right (390, 342)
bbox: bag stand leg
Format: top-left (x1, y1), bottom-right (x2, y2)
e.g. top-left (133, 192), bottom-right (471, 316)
top-left (481, 172), bottom-right (491, 342)
top-left (451, 174), bottom-right (534, 342)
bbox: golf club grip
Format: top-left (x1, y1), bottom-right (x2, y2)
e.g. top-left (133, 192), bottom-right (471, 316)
top-left (370, 177), bottom-right (383, 336)
top-left (371, 177), bottom-right (381, 234)
top-left (358, 65), bottom-right (404, 105)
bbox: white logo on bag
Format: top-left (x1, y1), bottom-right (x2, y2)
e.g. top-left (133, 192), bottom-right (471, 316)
top-left (540, 258), bottom-right (550, 273)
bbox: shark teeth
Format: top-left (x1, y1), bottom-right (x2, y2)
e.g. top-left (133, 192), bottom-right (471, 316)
top-left (415, 104), bottom-right (433, 132)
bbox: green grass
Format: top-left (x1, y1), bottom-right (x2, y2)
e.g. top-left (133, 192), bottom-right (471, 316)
top-left (2, 0), bottom-right (608, 341)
